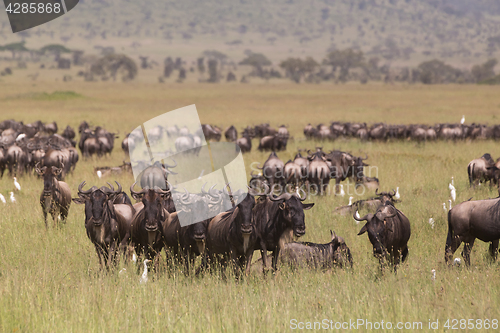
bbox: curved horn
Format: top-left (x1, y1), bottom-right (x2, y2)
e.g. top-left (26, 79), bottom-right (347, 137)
top-left (269, 192), bottom-right (292, 202)
top-left (390, 189), bottom-right (396, 197)
top-left (375, 188), bottom-right (380, 196)
top-left (130, 181), bottom-right (146, 197)
top-left (362, 153), bottom-right (368, 160)
top-left (353, 210), bottom-right (370, 222)
top-left (114, 181), bottom-right (123, 193)
top-left (180, 188), bottom-right (192, 205)
top-left (296, 188), bottom-right (307, 201)
top-left (106, 182), bottom-right (115, 192)
top-left (200, 182), bottom-right (208, 195)
top-left (78, 181), bottom-right (93, 194)
top-left (163, 158), bottom-right (177, 169)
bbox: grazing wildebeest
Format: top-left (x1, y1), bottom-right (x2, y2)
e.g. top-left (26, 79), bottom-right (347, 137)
top-left (44, 121), bottom-right (58, 135)
top-left (445, 197), bottom-right (500, 266)
top-left (73, 181), bottom-right (135, 269)
top-left (253, 191), bottom-right (314, 272)
top-left (274, 230), bottom-right (353, 270)
top-left (236, 133), bottom-right (252, 153)
top-left (199, 191), bottom-right (257, 277)
top-left (224, 125), bottom-right (238, 142)
top-left (353, 201), bottom-right (411, 271)
top-left (258, 151), bottom-right (284, 189)
top-left (307, 151), bottom-right (330, 195)
top-left (36, 163), bottom-right (72, 228)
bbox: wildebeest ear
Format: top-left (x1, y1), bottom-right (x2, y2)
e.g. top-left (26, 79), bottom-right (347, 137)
top-left (357, 224), bottom-right (368, 235)
top-left (302, 203), bottom-right (314, 210)
top-left (131, 192), bottom-right (143, 201)
top-left (330, 230), bottom-right (337, 241)
top-left (36, 166), bottom-right (47, 175)
top-left (72, 197), bottom-right (85, 204)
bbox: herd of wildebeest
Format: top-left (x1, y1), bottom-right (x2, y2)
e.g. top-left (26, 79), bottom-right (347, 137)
top-left (2, 118), bottom-right (500, 277)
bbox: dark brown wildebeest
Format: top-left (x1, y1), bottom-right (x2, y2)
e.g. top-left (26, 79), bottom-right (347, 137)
top-left (129, 183), bottom-right (176, 264)
top-left (236, 133), bottom-right (252, 153)
top-left (36, 163), bottom-right (72, 228)
top-left (445, 198), bottom-right (500, 266)
top-left (353, 201), bottom-right (411, 271)
top-left (467, 153), bottom-right (496, 187)
top-left (138, 160), bottom-right (176, 190)
top-left (257, 134), bottom-right (287, 152)
top-left (61, 125), bottom-right (76, 146)
top-left (278, 125), bottom-right (289, 138)
top-left (303, 123), bottom-right (317, 138)
top-left (0, 146), bottom-right (6, 178)
top-left (253, 191), bottom-right (314, 272)
top-left (44, 121), bottom-right (58, 135)
top-left (42, 148), bottom-right (72, 180)
top-left (258, 230), bottom-right (353, 270)
top-left (202, 124), bottom-right (222, 142)
top-left (121, 133), bottom-right (134, 156)
top-left (199, 191), bottom-right (257, 277)
top-left (284, 160), bottom-right (302, 189)
top-left (73, 181), bottom-right (135, 269)
top-left (293, 152), bottom-right (309, 179)
top-left (258, 151), bottom-right (284, 189)
top-left (224, 125), bottom-right (238, 142)
top-left (6, 144), bottom-right (28, 176)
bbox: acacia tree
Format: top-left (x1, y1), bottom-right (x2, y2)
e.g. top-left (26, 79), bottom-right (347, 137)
top-left (239, 53), bottom-right (271, 77)
top-left (279, 57), bottom-right (318, 83)
top-left (471, 59), bottom-right (498, 83)
top-left (0, 41), bottom-right (29, 59)
top-left (90, 54), bottom-right (138, 81)
top-left (323, 48), bottom-right (365, 82)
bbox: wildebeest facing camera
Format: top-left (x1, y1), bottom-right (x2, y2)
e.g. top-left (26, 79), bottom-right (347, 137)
top-left (4, 0), bottom-right (79, 33)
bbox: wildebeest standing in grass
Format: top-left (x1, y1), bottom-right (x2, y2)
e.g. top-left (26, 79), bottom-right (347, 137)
top-left (445, 197), bottom-right (500, 266)
top-left (253, 191), bottom-right (314, 272)
top-left (467, 153), bottom-right (497, 187)
top-left (73, 181), bottom-right (135, 269)
top-left (224, 125), bottom-right (238, 142)
top-left (353, 201), bottom-right (411, 271)
top-left (258, 151), bottom-right (285, 189)
top-left (236, 132), bottom-right (252, 153)
top-left (36, 163), bottom-right (72, 228)
top-left (0, 146), bottom-right (6, 178)
top-left (307, 151), bottom-right (330, 195)
top-left (199, 191), bottom-right (257, 277)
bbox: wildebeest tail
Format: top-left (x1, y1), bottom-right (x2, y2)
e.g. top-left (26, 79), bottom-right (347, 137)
top-left (467, 163), bottom-right (474, 186)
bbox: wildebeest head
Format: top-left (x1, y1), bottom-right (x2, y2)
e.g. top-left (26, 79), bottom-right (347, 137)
top-left (329, 230), bottom-right (353, 268)
top-left (73, 181), bottom-right (122, 226)
top-left (269, 191), bottom-right (314, 237)
top-left (374, 188), bottom-right (398, 203)
top-left (354, 203), bottom-right (397, 255)
top-left (131, 182), bottom-right (170, 232)
top-left (353, 154), bottom-right (368, 181)
top-left (35, 162), bottom-right (62, 194)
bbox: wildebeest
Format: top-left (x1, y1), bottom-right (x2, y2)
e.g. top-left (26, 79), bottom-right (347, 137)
top-left (72, 181), bottom-right (135, 268)
top-left (201, 124), bottom-right (222, 142)
top-left (353, 201), bottom-right (411, 271)
top-left (236, 133), bottom-right (252, 153)
top-left (0, 146), bottom-right (6, 178)
top-left (6, 144), bottom-right (28, 176)
top-left (445, 197), bottom-right (500, 266)
top-left (284, 160), bottom-right (303, 189)
top-left (224, 125), bottom-right (238, 142)
top-left (307, 151), bottom-right (330, 195)
top-left (198, 191), bottom-right (257, 277)
top-left (253, 191), bottom-right (314, 272)
top-left (36, 163), bottom-right (72, 228)
top-left (258, 151), bottom-right (284, 189)
top-left (257, 134), bottom-right (287, 152)
top-left (467, 154), bottom-right (498, 187)
top-left (95, 162), bottom-right (132, 178)
top-left (271, 230), bottom-right (353, 270)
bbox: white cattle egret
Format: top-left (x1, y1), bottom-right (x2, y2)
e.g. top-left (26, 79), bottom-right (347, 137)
top-left (394, 187), bottom-right (400, 200)
top-left (0, 193), bottom-right (5, 204)
top-left (9, 192), bottom-right (15, 203)
top-left (431, 269), bottom-right (436, 281)
top-left (13, 177), bottom-right (21, 191)
top-left (348, 196), bottom-right (353, 206)
top-left (15, 133), bottom-right (26, 142)
top-left (449, 183), bottom-right (456, 202)
top-left (443, 203), bottom-right (447, 213)
top-left (354, 210), bottom-right (361, 224)
top-left (454, 258), bottom-right (461, 266)
top-left (428, 218), bottom-right (435, 229)
top-left (96, 170), bottom-right (102, 178)
top-left (339, 185), bottom-right (345, 197)
top-left (460, 115), bottom-right (465, 124)
top-left (140, 259), bottom-right (152, 284)
top-left (132, 253), bottom-right (137, 264)
top-left (448, 200), bottom-right (452, 210)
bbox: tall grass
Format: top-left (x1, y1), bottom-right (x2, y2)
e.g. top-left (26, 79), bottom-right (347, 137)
top-left (0, 81), bottom-right (499, 331)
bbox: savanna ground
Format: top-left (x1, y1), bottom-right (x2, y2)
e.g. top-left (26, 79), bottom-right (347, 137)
top-left (0, 78), bottom-right (500, 332)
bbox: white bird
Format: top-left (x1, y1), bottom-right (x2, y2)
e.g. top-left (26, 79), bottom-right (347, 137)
top-left (460, 115), bottom-right (465, 124)
top-left (348, 196), bottom-right (353, 206)
top-left (443, 203), bottom-right (447, 213)
top-left (354, 210), bottom-right (361, 224)
top-left (449, 183), bottom-right (456, 202)
top-left (339, 184), bottom-right (345, 197)
top-left (451, 176), bottom-right (454, 186)
top-left (0, 193), bottom-right (5, 204)
top-left (448, 199), bottom-right (452, 211)
top-left (394, 187), bottom-right (400, 200)
top-left (454, 258), bottom-right (461, 266)
top-left (15, 133), bottom-right (26, 142)
top-left (9, 192), bottom-right (16, 203)
top-left (96, 170), bottom-right (102, 178)
top-left (428, 218), bottom-right (435, 229)
top-left (132, 253), bottom-right (137, 264)
top-left (139, 259), bottom-right (152, 284)
top-left (431, 269), bottom-right (436, 281)
top-left (13, 177), bottom-right (21, 191)
top-left (198, 169), bottom-right (205, 180)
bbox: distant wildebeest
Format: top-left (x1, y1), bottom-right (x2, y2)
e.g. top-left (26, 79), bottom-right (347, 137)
top-left (36, 163), bottom-right (72, 228)
top-left (253, 191), bottom-right (314, 272)
top-left (44, 121), bottom-right (58, 135)
top-left (445, 197), bottom-right (500, 266)
top-left (73, 181), bottom-right (135, 268)
top-left (95, 162), bottom-right (132, 178)
top-left (224, 125), bottom-right (238, 142)
top-left (307, 151), bottom-right (330, 195)
top-left (258, 151), bottom-right (284, 189)
top-left (353, 201), bottom-right (411, 271)
top-left (258, 230), bottom-right (353, 270)
top-left (236, 132), bottom-right (252, 153)
top-left (258, 134), bottom-right (287, 152)
top-left (175, 134), bottom-right (202, 155)
top-left (467, 153), bottom-right (499, 187)
top-left (201, 124), bottom-right (222, 142)
top-left (6, 144), bottom-right (28, 176)
top-left (0, 146), bottom-right (6, 178)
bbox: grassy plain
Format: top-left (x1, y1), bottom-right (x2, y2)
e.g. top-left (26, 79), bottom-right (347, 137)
top-left (0, 80), bottom-right (500, 332)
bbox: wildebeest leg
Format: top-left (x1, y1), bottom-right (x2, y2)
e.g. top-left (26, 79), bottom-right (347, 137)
top-left (488, 240), bottom-right (499, 262)
top-left (245, 251), bottom-right (254, 276)
top-left (108, 241), bottom-right (118, 268)
top-left (271, 248), bottom-right (280, 272)
top-left (461, 238), bottom-right (475, 267)
top-left (444, 224), bottom-right (461, 265)
top-left (94, 243), bottom-right (105, 269)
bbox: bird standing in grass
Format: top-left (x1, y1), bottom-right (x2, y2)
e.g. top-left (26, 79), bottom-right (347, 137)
top-left (448, 199), bottom-right (452, 211)
top-left (428, 218), bottom-right (435, 229)
top-left (348, 196), bottom-right (353, 206)
top-left (96, 170), bottom-right (102, 178)
top-left (13, 177), bottom-right (21, 191)
top-left (449, 183), bottom-right (456, 202)
top-left (0, 193), bottom-right (6, 204)
top-left (9, 192), bottom-right (16, 203)
top-left (460, 115), bottom-right (465, 125)
top-left (339, 184), bottom-right (345, 197)
top-left (354, 210), bottom-right (361, 224)
top-left (140, 259), bottom-right (152, 284)
top-left (443, 203), bottom-right (447, 213)
top-left (394, 187), bottom-right (400, 200)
